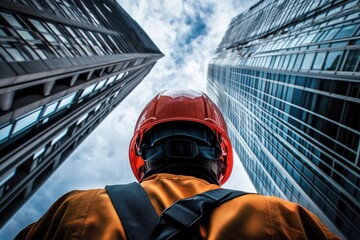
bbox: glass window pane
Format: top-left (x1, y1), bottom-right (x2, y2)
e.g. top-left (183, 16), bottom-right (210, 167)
top-left (94, 103), bottom-right (101, 112)
top-left (323, 28), bottom-right (340, 41)
top-left (105, 76), bottom-right (116, 85)
top-left (7, 47), bottom-right (26, 61)
top-left (334, 25), bottom-right (358, 39)
top-left (302, 33), bottom-right (316, 45)
top-left (33, 146), bottom-right (45, 159)
top-left (323, 51), bottom-right (343, 71)
top-left (281, 55), bottom-right (290, 70)
top-left (273, 56), bottom-right (281, 69)
top-left (0, 169), bottom-right (15, 186)
top-left (29, 19), bottom-right (47, 32)
top-left (51, 128), bottom-right (68, 145)
top-left (43, 101), bottom-right (58, 117)
top-left (116, 73), bottom-right (125, 80)
top-left (77, 113), bottom-right (88, 125)
top-left (0, 124), bottom-right (12, 142)
top-left (293, 54), bottom-right (305, 70)
top-left (13, 109), bottom-right (41, 134)
top-left (17, 30), bottom-right (36, 40)
top-left (312, 52), bottom-right (326, 70)
top-left (301, 53), bottom-right (315, 70)
top-left (343, 50), bottom-right (360, 71)
top-left (94, 79), bottom-right (106, 91)
top-left (80, 84), bottom-right (96, 98)
top-left (287, 54), bottom-right (296, 70)
top-left (2, 13), bottom-right (23, 28)
top-left (58, 93), bottom-right (76, 109)
top-left (43, 33), bottom-right (57, 42)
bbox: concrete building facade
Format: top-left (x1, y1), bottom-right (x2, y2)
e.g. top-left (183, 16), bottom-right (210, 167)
top-left (0, 0), bottom-right (163, 227)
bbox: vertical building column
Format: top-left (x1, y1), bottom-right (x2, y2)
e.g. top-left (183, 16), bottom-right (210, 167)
top-left (0, 92), bottom-right (14, 111)
top-left (43, 81), bottom-right (55, 96)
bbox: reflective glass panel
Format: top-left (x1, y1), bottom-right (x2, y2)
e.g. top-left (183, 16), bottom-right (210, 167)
top-left (94, 103), bottom-right (101, 112)
top-left (33, 146), bottom-right (45, 159)
top-left (7, 47), bottom-right (26, 61)
top-left (293, 54), bottom-right (305, 70)
top-left (287, 54), bottom-right (296, 70)
top-left (77, 113), bottom-right (88, 125)
top-left (13, 109), bottom-right (41, 134)
top-left (29, 19), bottom-right (47, 32)
top-left (323, 28), bottom-right (340, 41)
top-left (94, 79), bottom-right (106, 91)
top-left (323, 51), bottom-right (342, 70)
top-left (17, 30), bottom-right (36, 40)
top-left (80, 84), bottom-right (96, 98)
top-left (302, 33), bottom-right (316, 45)
top-left (0, 124), bottom-right (12, 142)
top-left (301, 53), bottom-right (315, 70)
top-left (0, 169), bottom-right (15, 186)
top-left (105, 76), bottom-right (116, 85)
top-left (58, 93), bottom-right (76, 109)
top-left (43, 101), bottom-right (58, 117)
top-left (51, 128), bottom-right (68, 145)
top-left (343, 50), bottom-right (360, 71)
top-left (312, 52), bottom-right (326, 70)
top-left (334, 25), bottom-right (358, 39)
top-left (1, 13), bottom-right (23, 28)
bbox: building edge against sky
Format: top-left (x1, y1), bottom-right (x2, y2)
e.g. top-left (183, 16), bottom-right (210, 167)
top-left (207, 0), bottom-right (359, 239)
top-left (0, 0), bottom-right (163, 227)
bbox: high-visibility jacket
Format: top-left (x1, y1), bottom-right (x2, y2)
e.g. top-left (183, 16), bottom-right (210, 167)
top-left (17, 173), bottom-right (339, 240)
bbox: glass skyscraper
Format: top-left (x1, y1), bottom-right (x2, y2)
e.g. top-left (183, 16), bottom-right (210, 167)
top-left (207, 0), bottom-right (359, 239)
top-left (0, 0), bottom-right (163, 227)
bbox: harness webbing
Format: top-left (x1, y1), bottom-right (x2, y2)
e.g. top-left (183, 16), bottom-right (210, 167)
top-left (105, 182), bottom-right (158, 240)
top-left (105, 182), bottom-right (249, 240)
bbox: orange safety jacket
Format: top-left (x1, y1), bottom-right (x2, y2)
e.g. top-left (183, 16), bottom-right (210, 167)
top-left (16, 173), bottom-right (340, 240)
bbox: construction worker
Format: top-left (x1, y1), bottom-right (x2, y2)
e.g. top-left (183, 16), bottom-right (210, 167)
top-left (16, 89), bottom-right (339, 239)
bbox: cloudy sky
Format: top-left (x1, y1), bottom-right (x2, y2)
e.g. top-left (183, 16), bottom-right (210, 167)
top-left (0, 0), bottom-right (256, 238)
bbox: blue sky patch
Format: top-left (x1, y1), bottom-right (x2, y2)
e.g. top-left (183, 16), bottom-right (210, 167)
top-left (184, 13), bottom-right (207, 44)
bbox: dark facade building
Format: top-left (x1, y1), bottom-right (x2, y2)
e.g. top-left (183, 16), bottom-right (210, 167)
top-left (207, 0), bottom-right (359, 239)
top-left (0, 0), bottom-right (163, 227)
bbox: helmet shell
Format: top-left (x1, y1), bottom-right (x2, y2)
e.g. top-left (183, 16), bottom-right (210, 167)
top-left (129, 89), bottom-right (233, 185)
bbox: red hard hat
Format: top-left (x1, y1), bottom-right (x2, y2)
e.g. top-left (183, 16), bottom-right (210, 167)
top-left (129, 89), bottom-right (233, 185)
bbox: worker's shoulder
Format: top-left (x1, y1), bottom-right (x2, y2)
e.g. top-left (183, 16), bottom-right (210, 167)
top-left (220, 193), bottom-right (299, 212)
top-left (56, 188), bottom-right (107, 205)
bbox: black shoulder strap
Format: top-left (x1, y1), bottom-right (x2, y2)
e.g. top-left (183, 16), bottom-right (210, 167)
top-left (105, 182), bottom-right (158, 240)
top-left (150, 188), bottom-right (248, 239)
top-left (106, 183), bottom-right (249, 240)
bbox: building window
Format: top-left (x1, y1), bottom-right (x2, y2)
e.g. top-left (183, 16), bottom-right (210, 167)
top-left (334, 24), bottom-right (358, 40)
top-left (13, 108), bottom-right (41, 134)
top-left (312, 52), bottom-right (326, 70)
top-left (293, 54), bottom-right (305, 70)
top-left (57, 93), bottom-right (76, 109)
top-left (323, 51), bottom-right (342, 71)
top-left (43, 101), bottom-right (59, 117)
top-left (33, 146), bottom-right (45, 159)
top-left (301, 53), bottom-right (315, 70)
top-left (342, 50), bottom-right (360, 72)
top-left (0, 124), bottom-right (12, 142)
top-left (0, 169), bottom-right (15, 187)
top-left (51, 128), bottom-right (68, 145)
top-left (76, 113), bottom-right (88, 125)
top-left (322, 28), bottom-right (340, 42)
top-left (94, 79), bottom-right (106, 91)
top-left (80, 83), bottom-right (96, 98)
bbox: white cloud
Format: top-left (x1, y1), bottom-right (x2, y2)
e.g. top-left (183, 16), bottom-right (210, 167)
top-left (0, 1), bottom-right (256, 239)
